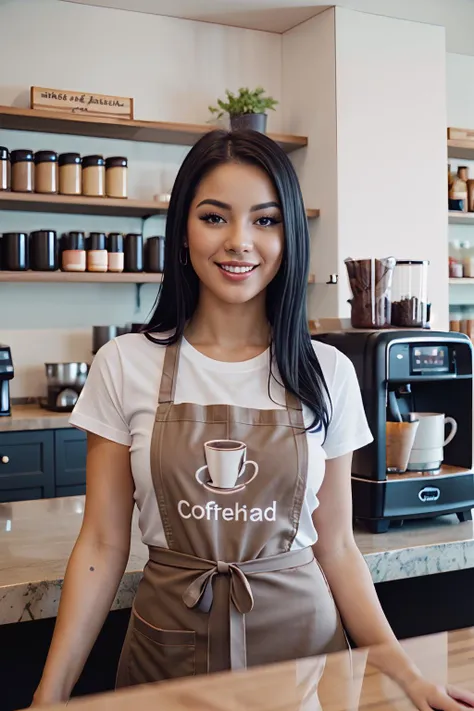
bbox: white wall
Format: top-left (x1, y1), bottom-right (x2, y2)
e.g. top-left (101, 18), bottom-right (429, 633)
top-left (282, 9), bottom-right (339, 320)
top-left (0, 0), bottom-right (283, 397)
top-left (335, 8), bottom-right (448, 329)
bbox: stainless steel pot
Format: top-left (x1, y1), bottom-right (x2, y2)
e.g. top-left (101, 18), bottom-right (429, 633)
top-left (44, 362), bottom-right (89, 388)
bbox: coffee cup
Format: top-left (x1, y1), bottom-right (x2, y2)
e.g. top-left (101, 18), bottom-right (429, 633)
top-left (386, 420), bottom-right (420, 473)
top-left (406, 413), bottom-right (457, 472)
top-left (202, 440), bottom-right (258, 489)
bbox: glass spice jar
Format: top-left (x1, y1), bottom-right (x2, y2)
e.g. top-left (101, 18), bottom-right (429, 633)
top-left (107, 233), bottom-right (124, 272)
top-left (11, 150), bottom-right (34, 192)
top-left (0, 147), bottom-right (10, 191)
top-left (34, 151), bottom-right (58, 194)
top-left (86, 232), bottom-right (108, 272)
top-left (106, 157), bottom-right (128, 199)
top-left (82, 155), bottom-right (105, 197)
top-left (59, 153), bottom-right (82, 195)
top-left (61, 232), bottom-right (86, 272)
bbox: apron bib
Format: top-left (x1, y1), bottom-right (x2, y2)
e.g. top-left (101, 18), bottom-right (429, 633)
top-left (116, 340), bottom-right (347, 687)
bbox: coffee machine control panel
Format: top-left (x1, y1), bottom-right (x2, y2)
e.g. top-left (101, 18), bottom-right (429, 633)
top-left (0, 348), bottom-right (13, 376)
top-left (388, 342), bottom-right (455, 380)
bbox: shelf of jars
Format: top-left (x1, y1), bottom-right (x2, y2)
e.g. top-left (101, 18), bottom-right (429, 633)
top-left (0, 271), bottom-right (317, 284)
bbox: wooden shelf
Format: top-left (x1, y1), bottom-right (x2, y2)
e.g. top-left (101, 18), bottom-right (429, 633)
top-left (0, 271), bottom-right (163, 283)
top-left (0, 271), bottom-right (317, 284)
top-left (0, 192), bottom-right (169, 218)
top-left (448, 211), bottom-right (474, 225)
top-left (0, 192), bottom-right (319, 220)
top-left (448, 140), bottom-right (474, 160)
top-left (0, 106), bottom-right (308, 154)
top-left (449, 277), bottom-right (474, 285)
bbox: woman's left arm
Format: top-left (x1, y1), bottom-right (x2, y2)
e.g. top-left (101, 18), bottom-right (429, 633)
top-left (312, 452), bottom-right (474, 711)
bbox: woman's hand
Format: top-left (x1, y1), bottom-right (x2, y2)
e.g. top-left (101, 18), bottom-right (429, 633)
top-left (402, 676), bottom-right (474, 711)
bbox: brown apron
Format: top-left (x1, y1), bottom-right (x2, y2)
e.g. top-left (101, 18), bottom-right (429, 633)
top-left (116, 339), bottom-right (347, 688)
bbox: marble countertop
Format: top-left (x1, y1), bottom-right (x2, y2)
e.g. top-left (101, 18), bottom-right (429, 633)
top-left (1, 496), bottom-right (474, 626)
top-left (0, 405), bottom-right (71, 432)
top-left (32, 628), bottom-right (474, 711)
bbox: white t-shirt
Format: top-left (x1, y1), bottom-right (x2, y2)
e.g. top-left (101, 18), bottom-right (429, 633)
top-left (69, 334), bottom-right (373, 550)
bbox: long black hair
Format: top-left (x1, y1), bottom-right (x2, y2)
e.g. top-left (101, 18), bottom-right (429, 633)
top-left (145, 129), bottom-right (331, 433)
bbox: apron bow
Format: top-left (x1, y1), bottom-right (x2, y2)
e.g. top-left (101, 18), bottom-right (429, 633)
top-left (183, 560), bottom-right (254, 616)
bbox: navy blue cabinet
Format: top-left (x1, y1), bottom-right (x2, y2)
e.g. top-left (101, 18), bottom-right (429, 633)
top-left (0, 428), bottom-right (87, 502)
top-left (0, 430), bottom-right (55, 502)
top-left (54, 429), bottom-right (87, 497)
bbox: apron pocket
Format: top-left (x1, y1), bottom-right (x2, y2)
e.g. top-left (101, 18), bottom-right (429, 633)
top-left (129, 609), bottom-right (196, 683)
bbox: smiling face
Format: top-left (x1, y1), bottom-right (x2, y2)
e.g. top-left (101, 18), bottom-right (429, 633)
top-left (186, 162), bottom-right (284, 306)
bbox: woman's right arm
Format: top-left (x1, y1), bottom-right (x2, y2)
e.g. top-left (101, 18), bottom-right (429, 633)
top-left (32, 431), bottom-right (135, 706)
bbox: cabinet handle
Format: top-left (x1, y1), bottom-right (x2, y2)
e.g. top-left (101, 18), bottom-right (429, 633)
top-left (1, 456), bottom-right (9, 464)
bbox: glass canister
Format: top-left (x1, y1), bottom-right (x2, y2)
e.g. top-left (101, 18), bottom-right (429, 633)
top-left (0, 147), bottom-right (10, 191)
top-left (391, 260), bottom-right (429, 328)
top-left (106, 157), bottom-right (128, 198)
top-left (11, 150), bottom-right (34, 192)
top-left (82, 155), bottom-right (105, 197)
top-left (345, 257), bottom-right (396, 328)
top-left (34, 151), bottom-right (58, 194)
top-left (59, 153), bottom-right (82, 195)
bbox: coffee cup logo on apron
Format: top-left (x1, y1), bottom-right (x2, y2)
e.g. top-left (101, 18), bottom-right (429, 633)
top-left (180, 439), bottom-right (272, 522)
top-left (195, 439), bottom-right (259, 493)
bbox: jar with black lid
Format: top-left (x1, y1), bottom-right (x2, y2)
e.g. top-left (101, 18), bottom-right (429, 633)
top-left (145, 235), bottom-right (165, 272)
top-left (30, 230), bottom-right (58, 271)
top-left (11, 150), bottom-right (34, 192)
top-left (82, 155), bottom-right (105, 197)
top-left (106, 157), bottom-right (128, 198)
top-left (59, 153), bottom-right (82, 195)
top-left (2, 233), bottom-right (28, 270)
top-left (87, 232), bottom-right (108, 272)
top-left (0, 147), bottom-right (10, 191)
top-left (35, 151), bottom-right (58, 194)
top-left (61, 231), bottom-right (86, 272)
top-left (124, 233), bottom-right (143, 272)
top-left (107, 233), bottom-right (124, 273)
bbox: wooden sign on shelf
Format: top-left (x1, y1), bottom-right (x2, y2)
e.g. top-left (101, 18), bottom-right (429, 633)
top-left (448, 127), bottom-right (474, 143)
top-left (30, 86), bottom-right (134, 119)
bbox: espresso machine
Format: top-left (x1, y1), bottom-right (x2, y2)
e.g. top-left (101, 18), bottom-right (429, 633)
top-left (313, 330), bottom-right (474, 533)
top-left (0, 345), bottom-right (14, 416)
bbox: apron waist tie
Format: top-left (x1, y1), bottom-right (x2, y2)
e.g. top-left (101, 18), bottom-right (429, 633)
top-left (148, 545), bottom-right (315, 673)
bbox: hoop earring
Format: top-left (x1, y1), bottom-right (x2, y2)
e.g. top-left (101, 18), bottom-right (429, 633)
top-left (179, 246), bottom-right (188, 266)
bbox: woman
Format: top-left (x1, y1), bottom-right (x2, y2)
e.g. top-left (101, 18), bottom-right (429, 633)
top-left (33, 130), bottom-right (472, 709)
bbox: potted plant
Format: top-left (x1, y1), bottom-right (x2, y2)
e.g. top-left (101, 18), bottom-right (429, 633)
top-left (209, 86), bottom-right (278, 133)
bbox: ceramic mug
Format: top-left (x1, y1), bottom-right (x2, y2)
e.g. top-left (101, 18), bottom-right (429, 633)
top-left (406, 413), bottom-right (457, 472)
